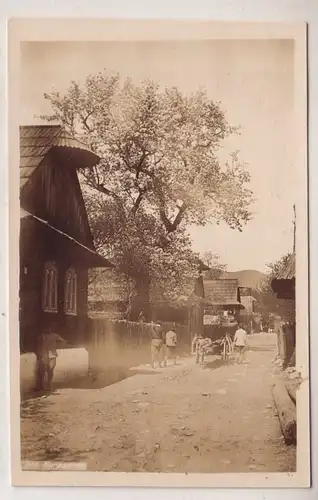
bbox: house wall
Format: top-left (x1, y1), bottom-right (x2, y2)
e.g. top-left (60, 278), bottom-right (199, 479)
top-left (19, 147), bottom-right (96, 355)
top-left (240, 295), bottom-right (255, 314)
top-left (20, 217), bottom-right (90, 353)
top-left (190, 303), bottom-right (204, 337)
top-left (19, 142), bottom-right (107, 394)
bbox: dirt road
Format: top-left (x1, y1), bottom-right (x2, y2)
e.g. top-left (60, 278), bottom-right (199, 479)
top-left (21, 334), bottom-right (296, 473)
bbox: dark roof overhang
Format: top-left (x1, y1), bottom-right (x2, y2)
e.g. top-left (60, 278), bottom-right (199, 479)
top-left (20, 209), bottom-right (113, 269)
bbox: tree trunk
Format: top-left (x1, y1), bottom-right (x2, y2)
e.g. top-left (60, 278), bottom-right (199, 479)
top-left (128, 277), bottom-right (151, 322)
top-left (272, 380), bottom-right (297, 445)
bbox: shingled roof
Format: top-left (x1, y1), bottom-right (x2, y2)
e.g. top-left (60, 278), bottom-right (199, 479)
top-left (20, 125), bottom-right (99, 188)
top-left (276, 253), bottom-right (295, 280)
top-left (204, 279), bottom-right (242, 306)
top-left (271, 253), bottom-right (296, 299)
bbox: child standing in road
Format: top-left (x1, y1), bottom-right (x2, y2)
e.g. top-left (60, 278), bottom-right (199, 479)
top-left (165, 328), bottom-right (178, 366)
top-left (150, 322), bottom-right (165, 369)
top-left (192, 333), bottom-right (202, 355)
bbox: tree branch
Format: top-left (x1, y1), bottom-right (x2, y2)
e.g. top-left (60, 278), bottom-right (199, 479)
top-left (81, 110), bottom-right (95, 132)
top-left (159, 200), bottom-right (188, 233)
top-left (85, 175), bottom-right (122, 204)
top-left (131, 190), bottom-right (144, 215)
top-left (159, 206), bottom-right (173, 232)
top-left (135, 151), bottom-right (147, 178)
top-left (171, 202), bottom-right (187, 231)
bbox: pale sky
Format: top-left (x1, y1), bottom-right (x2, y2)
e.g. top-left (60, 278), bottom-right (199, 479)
top-left (20, 40), bottom-right (296, 273)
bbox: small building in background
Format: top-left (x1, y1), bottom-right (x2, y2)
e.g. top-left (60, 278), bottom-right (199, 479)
top-left (203, 279), bottom-right (243, 317)
top-left (237, 286), bottom-right (257, 333)
top-left (202, 278), bottom-right (244, 338)
top-left (238, 287), bottom-right (257, 314)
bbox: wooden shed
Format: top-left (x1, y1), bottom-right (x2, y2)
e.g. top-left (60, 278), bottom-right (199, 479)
top-left (202, 279), bottom-right (243, 339)
top-left (203, 279), bottom-right (243, 315)
top-left (19, 125), bottom-right (113, 353)
top-left (271, 253), bottom-right (296, 300)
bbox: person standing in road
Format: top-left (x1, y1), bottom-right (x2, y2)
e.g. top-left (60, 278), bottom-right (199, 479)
top-left (192, 333), bottom-right (202, 355)
top-left (35, 328), bottom-right (66, 391)
top-left (195, 334), bottom-right (212, 365)
top-left (164, 328), bottom-right (178, 366)
top-left (233, 324), bottom-right (248, 364)
top-left (150, 322), bottom-right (165, 369)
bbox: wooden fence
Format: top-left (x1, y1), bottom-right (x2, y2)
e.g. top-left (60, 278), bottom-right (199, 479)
top-left (87, 317), bottom-right (190, 373)
top-left (275, 321), bottom-right (296, 369)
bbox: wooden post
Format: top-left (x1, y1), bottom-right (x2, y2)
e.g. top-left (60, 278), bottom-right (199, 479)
top-left (293, 204), bottom-right (296, 254)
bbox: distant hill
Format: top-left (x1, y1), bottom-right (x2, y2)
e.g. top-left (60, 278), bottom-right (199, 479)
top-left (220, 270), bottom-right (267, 290)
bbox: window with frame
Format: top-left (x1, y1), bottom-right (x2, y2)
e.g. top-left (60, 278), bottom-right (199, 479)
top-left (64, 268), bottom-right (78, 315)
top-left (43, 261), bottom-right (58, 312)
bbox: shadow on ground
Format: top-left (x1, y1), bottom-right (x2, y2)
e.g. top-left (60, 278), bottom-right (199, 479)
top-left (21, 367), bottom-right (159, 400)
top-left (21, 390), bottom-right (55, 404)
top-left (204, 358), bottom-right (234, 370)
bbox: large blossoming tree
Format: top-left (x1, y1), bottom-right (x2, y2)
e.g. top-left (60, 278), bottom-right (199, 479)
top-left (42, 73), bottom-right (254, 320)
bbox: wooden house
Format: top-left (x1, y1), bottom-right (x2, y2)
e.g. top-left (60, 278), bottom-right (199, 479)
top-left (238, 287), bottom-right (257, 314)
top-left (203, 279), bottom-right (243, 316)
top-left (19, 125), bottom-right (113, 354)
top-left (202, 278), bottom-right (244, 338)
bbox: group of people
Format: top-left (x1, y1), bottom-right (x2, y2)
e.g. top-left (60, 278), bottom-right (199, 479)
top-left (150, 322), bottom-right (178, 369)
top-left (191, 324), bottom-right (248, 365)
top-left (33, 322), bottom-right (248, 390)
top-left (150, 321), bottom-right (248, 369)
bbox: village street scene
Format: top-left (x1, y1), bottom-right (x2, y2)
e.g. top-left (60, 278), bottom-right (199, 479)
top-left (21, 333), bottom-right (296, 473)
top-left (18, 39), bottom-right (299, 474)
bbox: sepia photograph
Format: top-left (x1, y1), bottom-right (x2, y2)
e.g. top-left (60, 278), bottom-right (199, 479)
top-left (8, 19), bottom-right (309, 488)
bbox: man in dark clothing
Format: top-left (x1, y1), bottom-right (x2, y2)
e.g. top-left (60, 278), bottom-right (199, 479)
top-left (150, 322), bottom-right (165, 369)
